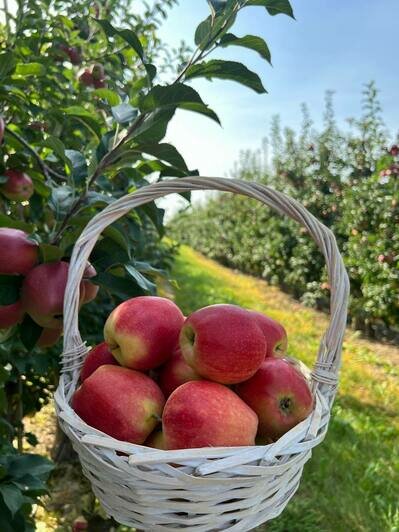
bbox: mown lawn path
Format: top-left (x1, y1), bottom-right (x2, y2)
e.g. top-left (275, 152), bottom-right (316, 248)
top-left (173, 246), bottom-right (399, 532)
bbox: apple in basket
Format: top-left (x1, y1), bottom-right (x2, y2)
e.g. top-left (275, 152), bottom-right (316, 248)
top-left (158, 344), bottom-right (202, 397)
top-left (104, 296), bottom-right (185, 371)
top-left (80, 341), bottom-right (119, 381)
top-left (250, 310), bottom-right (288, 358)
top-left (73, 365), bottom-right (165, 444)
top-left (236, 357), bottom-right (314, 441)
top-left (179, 304), bottom-right (266, 384)
top-left (163, 381), bottom-right (258, 450)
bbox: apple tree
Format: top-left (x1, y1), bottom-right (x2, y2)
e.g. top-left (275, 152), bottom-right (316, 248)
top-left (0, 0), bottom-right (294, 527)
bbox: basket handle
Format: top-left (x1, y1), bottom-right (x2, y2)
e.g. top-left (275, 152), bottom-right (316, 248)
top-left (61, 177), bottom-right (349, 401)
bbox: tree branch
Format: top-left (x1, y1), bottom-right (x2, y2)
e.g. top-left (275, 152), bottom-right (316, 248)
top-left (5, 127), bottom-right (66, 183)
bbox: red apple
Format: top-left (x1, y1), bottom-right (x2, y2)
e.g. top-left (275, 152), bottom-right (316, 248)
top-left (104, 296), bottom-right (184, 371)
top-left (179, 304), bottom-right (266, 384)
top-left (78, 68), bottom-right (93, 86)
top-left (21, 261), bottom-right (86, 329)
top-left (0, 300), bottom-right (24, 329)
top-left (72, 365), bottom-right (165, 444)
top-left (81, 263), bottom-right (99, 304)
top-left (1, 170), bottom-right (34, 201)
top-left (250, 311), bottom-right (287, 357)
top-left (0, 228), bottom-right (38, 275)
top-left (158, 345), bottom-right (202, 398)
top-left (236, 358), bottom-right (314, 441)
top-left (0, 116), bottom-right (4, 144)
top-left (163, 381), bottom-right (258, 450)
top-left (60, 44), bottom-right (81, 65)
top-left (37, 327), bottom-right (62, 348)
top-left (144, 430), bottom-right (166, 450)
top-left (80, 341), bottom-right (118, 382)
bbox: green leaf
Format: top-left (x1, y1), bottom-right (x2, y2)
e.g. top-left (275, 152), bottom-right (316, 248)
top-left (0, 52), bottom-right (16, 80)
top-left (103, 225), bottom-right (131, 255)
top-left (125, 265), bottom-right (156, 294)
top-left (39, 244), bottom-right (63, 263)
top-left (62, 107), bottom-right (102, 139)
top-left (137, 143), bottom-right (188, 171)
top-left (0, 214), bottom-right (33, 232)
top-left (0, 483), bottom-right (24, 517)
top-left (14, 63), bottom-right (45, 77)
top-left (95, 272), bottom-right (144, 299)
top-left (111, 103), bottom-right (138, 124)
top-left (0, 276), bottom-right (23, 306)
top-left (95, 20), bottom-right (156, 82)
top-left (140, 84), bottom-right (220, 125)
top-left (194, 17), bottom-right (212, 47)
top-left (8, 454), bottom-right (53, 480)
top-left (208, 0), bottom-right (228, 14)
top-left (92, 88), bottom-right (121, 106)
top-left (220, 33), bottom-right (272, 63)
top-left (43, 136), bottom-right (68, 167)
top-left (134, 108), bottom-right (176, 144)
top-left (138, 202), bottom-right (165, 236)
top-left (186, 60), bottom-right (267, 93)
top-left (65, 150), bottom-right (88, 184)
top-left (19, 315), bottom-right (43, 351)
top-left (95, 20), bottom-right (144, 59)
top-left (246, 0), bottom-right (295, 18)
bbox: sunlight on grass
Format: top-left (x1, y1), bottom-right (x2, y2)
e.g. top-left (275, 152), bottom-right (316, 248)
top-left (173, 245), bottom-right (399, 532)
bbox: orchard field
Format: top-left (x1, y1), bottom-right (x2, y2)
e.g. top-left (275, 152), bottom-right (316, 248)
top-left (1, 0), bottom-right (398, 530)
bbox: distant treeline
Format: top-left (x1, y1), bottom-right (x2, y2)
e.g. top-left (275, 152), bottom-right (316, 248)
top-left (171, 83), bottom-right (399, 342)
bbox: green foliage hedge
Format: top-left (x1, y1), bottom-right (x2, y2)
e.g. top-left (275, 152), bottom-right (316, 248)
top-left (171, 84), bottom-right (399, 340)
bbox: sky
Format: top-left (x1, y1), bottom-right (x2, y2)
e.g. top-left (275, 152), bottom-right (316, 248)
top-left (2, 0), bottom-right (398, 211)
top-left (159, 0), bottom-right (399, 183)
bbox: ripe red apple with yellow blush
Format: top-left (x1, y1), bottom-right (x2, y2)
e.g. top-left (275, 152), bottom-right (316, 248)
top-left (104, 296), bottom-right (184, 371)
top-left (72, 365), bottom-right (165, 444)
top-left (163, 381), bottom-right (258, 450)
top-left (0, 300), bottom-right (24, 329)
top-left (250, 311), bottom-right (287, 357)
top-left (0, 228), bottom-right (38, 275)
top-left (158, 345), bottom-right (202, 397)
top-left (80, 341), bottom-right (118, 382)
top-left (236, 357), bottom-right (313, 441)
top-left (1, 170), bottom-right (34, 201)
top-left (179, 304), bottom-right (266, 384)
top-left (21, 261), bottom-right (87, 328)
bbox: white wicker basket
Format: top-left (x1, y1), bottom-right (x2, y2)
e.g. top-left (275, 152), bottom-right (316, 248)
top-left (54, 177), bottom-right (349, 531)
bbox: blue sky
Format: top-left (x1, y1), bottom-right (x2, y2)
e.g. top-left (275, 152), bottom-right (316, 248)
top-left (159, 0), bottom-right (399, 180)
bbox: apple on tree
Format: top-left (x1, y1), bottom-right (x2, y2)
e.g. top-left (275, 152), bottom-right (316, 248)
top-left (73, 365), bottom-right (165, 444)
top-left (179, 304), bottom-right (266, 384)
top-left (0, 300), bottom-right (24, 329)
top-left (37, 327), bottom-right (62, 348)
top-left (236, 357), bottom-right (313, 441)
top-left (21, 260), bottom-right (96, 329)
top-left (0, 170), bottom-right (34, 202)
top-left (104, 296), bottom-right (185, 371)
top-left (0, 228), bottom-right (38, 275)
top-left (163, 380), bottom-right (258, 450)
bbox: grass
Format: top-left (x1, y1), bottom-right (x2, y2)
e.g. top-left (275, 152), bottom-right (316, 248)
top-left (172, 246), bottom-right (399, 532)
top-left (35, 245), bottom-right (399, 531)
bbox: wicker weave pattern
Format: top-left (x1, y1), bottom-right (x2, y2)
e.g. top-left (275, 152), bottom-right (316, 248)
top-left (55, 177), bottom-right (349, 531)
